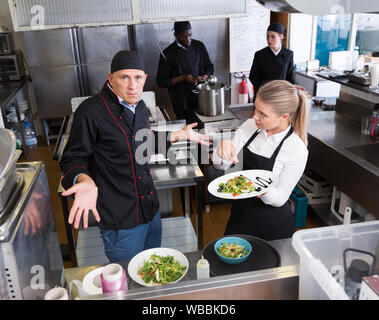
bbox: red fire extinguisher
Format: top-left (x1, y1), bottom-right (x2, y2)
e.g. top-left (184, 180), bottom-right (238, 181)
top-left (238, 76), bottom-right (249, 104)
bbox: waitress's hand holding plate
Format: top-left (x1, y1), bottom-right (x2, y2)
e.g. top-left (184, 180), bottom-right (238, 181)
top-left (217, 140), bottom-right (239, 163)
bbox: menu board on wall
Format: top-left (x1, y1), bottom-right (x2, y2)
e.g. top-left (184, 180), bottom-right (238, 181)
top-left (229, 6), bottom-right (270, 73)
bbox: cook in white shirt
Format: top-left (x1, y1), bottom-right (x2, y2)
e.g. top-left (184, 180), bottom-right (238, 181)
top-left (212, 80), bottom-right (309, 241)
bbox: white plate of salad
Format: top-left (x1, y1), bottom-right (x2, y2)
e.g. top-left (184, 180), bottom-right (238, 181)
top-left (127, 248), bottom-right (189, 287)
top-left (207, 169), bottom-right (278, 200)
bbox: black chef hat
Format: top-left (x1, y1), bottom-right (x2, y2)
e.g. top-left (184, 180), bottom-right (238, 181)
top-left (111, 50), bottom-right (144, 73)
top-left (267, 22), bottom-right (285, 35)
top-left (174, 21), bottom-right (191, 33)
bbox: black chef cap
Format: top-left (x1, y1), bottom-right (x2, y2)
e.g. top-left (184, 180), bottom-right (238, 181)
top-left (174, 21), bottom-right (191, 33)
top-left (111, 50), bottom-right (144, 73)
top-left (267, 22), bottom-right (285, 35)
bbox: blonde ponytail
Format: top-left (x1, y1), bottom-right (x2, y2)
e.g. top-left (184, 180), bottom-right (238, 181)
top-left (292, 89), bottom-right (308, 146)
top-left (257, 80), bottom-right (308, 146)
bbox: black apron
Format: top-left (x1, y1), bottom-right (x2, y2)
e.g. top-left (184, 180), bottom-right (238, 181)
top-left (224, 127), bottom-right (296, 241)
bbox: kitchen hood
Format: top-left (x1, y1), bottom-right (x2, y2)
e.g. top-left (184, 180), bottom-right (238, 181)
top-left (257, 0), bottom-right (379, 15)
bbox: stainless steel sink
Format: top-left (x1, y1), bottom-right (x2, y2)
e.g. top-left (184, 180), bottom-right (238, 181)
top-left (345, 143), bottom-right (379, 168)
top-left (307, 135), bottom-right (379, 218)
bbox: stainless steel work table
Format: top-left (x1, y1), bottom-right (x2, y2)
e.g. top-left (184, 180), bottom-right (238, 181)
top-left (65, 237), bottom-right (299, 300)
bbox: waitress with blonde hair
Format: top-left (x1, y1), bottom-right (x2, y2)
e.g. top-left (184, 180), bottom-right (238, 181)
top-left (212, 80), bottom-right (309, 241)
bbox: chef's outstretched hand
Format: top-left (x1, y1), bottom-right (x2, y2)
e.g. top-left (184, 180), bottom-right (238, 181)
top-left (61, 174), bottom-right (101, 229)
top-left (170, 122), bottom-right (212, 146)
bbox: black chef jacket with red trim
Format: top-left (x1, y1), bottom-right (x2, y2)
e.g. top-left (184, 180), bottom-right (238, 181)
top-left (59, 82), bottom-right (167, 229)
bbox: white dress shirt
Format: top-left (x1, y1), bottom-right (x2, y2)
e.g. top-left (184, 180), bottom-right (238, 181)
top-left (212, 118), bottom-right (308, 207)
top-left (270, 46), bottom-right (281, 56)
top-left (107, 82), bottom-right (140, 114)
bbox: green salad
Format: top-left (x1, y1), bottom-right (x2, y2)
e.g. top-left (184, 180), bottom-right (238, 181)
top-left (137, 254), bottom-right (187, 285)
top-left (217, 242), bottom-right (250, 259)
top-left (217, 174), bottom-right (256, 196)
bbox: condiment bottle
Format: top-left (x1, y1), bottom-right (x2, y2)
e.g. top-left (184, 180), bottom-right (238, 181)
top-left (197, 255), bottom-right (210, 279)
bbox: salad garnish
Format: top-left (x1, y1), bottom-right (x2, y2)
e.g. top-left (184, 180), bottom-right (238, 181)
top-left (217, 174), bottom-right (257, 197)
top-left (137, 254), bottom-right (187, 285)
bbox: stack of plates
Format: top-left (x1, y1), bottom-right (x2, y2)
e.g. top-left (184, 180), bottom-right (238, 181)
top-left (7, 112), bottom-right (25, 123)
top-left (6, 102), bottom-right (29, 114)
top-left (6, 102), bottom-right (29, 123)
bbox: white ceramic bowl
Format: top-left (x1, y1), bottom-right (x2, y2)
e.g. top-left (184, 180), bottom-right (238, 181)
top-left (127, 247), bottom-right (189, 287)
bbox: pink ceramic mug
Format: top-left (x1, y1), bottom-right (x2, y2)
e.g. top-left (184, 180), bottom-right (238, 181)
top-left (100, 263), bottom-right (127, 293)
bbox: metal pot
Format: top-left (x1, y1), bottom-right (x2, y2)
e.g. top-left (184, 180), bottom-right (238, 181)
top-left (193, 83), bottom-right (231, 117)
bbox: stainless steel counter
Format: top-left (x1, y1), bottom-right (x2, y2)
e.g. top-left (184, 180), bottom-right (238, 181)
top-left (306, 102), bottom-right (379, 218)
top-left (317, 72), bottom-right (379, 99)
top-left (65, 237), bottom-right (299, 300)
top-left (0, 162), bottom-right (65, 300)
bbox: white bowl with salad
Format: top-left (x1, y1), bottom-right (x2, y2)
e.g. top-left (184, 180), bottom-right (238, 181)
top-left (127, 248), bottom-right (189, 286)
top-left (214, 236), bottom-right (252, 264)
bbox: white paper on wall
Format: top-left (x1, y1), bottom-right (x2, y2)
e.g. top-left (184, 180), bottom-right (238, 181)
top-left (229, 5), bottom-right (270, 73)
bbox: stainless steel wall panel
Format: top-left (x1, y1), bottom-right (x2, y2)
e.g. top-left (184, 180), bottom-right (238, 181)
top-left (30, 66), bottom-right (80, 119)
top-left (23, 29), bottom-right (76, 67)
top-left (134, 23), bottom-right (171, 109)
top-left (78, 26), bottom-right (130, 64)
top-left (23, 20), bottom-right (230, 120)
top-left (190, 19), bottom-right (229, 88)
top-left (135, 19), bottom-right (230, 112)
top-left (81, 63), bottom-right (110, 96)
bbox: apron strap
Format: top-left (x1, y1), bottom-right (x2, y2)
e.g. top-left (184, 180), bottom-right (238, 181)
top-left (269, 126), bottom-right (294, 161)
top-left (243, 129), bottom-right (260, 150)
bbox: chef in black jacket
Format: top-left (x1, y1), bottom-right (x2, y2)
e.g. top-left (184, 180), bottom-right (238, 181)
top-left (59, 50), bottom-right (210, 263)
top-left (249, 22), bottom-right (302, 101)
top-left (156, 21), bottom-right (214, 121)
